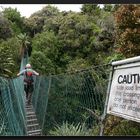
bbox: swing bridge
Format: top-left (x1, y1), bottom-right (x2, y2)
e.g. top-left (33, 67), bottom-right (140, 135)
top-left (0, 55), bottom-right (113, 136)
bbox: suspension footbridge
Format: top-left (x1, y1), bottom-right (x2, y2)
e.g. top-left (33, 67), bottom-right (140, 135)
top-left (0, 55), bottom-right (110, 136)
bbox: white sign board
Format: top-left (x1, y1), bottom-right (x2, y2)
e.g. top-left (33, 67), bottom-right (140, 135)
top-left (107, 61), bottom-right (140, 122)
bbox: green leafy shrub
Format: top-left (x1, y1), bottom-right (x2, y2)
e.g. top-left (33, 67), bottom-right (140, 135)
top-left (49, 121), bottom-right (91, 136)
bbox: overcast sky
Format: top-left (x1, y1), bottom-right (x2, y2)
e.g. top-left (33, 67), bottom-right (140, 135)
top-left (0, 4), bottom-right (83, 18)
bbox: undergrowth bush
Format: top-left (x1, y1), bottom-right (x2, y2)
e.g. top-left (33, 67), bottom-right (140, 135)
top-left (48, 121), bottom-right (93, 136)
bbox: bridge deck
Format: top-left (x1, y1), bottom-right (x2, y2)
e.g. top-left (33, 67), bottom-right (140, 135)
top-left (25, 102), bottom-right (42, 136)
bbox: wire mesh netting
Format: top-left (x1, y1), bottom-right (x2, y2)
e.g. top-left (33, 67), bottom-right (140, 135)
top-left (1, 52), bottom-right (140, 136)
top-left (0, 55), bottom-right (28, 136)
top-left (0, 76), bottom-right (26, 136)
top-left (32, 64), bottom-right (111, 135)
top-left (32, 64), bottom-right (140, 136)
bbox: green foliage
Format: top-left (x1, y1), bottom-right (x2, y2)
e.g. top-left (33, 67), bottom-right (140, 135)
top-left (66, 58), bottom-right (90, 73)
top-left (43, 12), bottom-right (63, 34)
top-left (24, 5), bottom-right (60, 37)
top-left (49, 122), bottom-right (91, 136)
top-left (105, 53), bottom-right (125, 64)
top-left (30, 5), bottom-right (116, 74)
top-left (0, 37), bottom-right (21, 77)
top-left (17, 33), bottom-right (30, 59)
top-left (81, 4), bottom-right (101, 17)
top-left (90, 8), bottom-right (115, 63)
top-left (58, 12), bottom-right (101, 59)
top-left (103, 4), bottom-right (114, 12)
top-left (17, 33), bottom-right (30, 45)
top-left (3, 7), bottom-right (21, 22)
top-left (30, 51), bottom-right (55, 75)
top-left (31, 31), bottom-right (62, 74)
top-left (2, 7), bottom-right (25, 35)
top-left (32, 31), bottom-right (58, 53)
top-left (0, 15), bottom-right (13, 40)
top-left (39, 4), bottom-right (60, 17)
top-left (112, 4), bottom-right (121, 12)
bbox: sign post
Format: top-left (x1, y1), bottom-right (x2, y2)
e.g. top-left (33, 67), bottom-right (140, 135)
top-left (99, 64), bottom-right (114, 136)
top-left (107, 56), bottom-right (140, 123)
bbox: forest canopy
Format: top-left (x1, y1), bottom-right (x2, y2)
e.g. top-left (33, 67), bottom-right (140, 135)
top-left (0, 4), bottom-right (139, 77)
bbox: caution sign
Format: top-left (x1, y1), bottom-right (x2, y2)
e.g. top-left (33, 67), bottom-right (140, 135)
top-left (107, 57), bottom-right (140, 123)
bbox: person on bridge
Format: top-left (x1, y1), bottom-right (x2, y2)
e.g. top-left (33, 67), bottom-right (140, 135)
top-left (17, 63), bottom-right (39, 105)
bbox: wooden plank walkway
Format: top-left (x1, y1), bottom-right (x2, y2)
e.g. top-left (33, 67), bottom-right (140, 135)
top-left (25, 102), bottom-right (42, 136)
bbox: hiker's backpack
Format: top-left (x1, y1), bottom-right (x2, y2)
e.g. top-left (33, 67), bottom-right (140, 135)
top-left (24, 70), bottom-right (34, 84)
